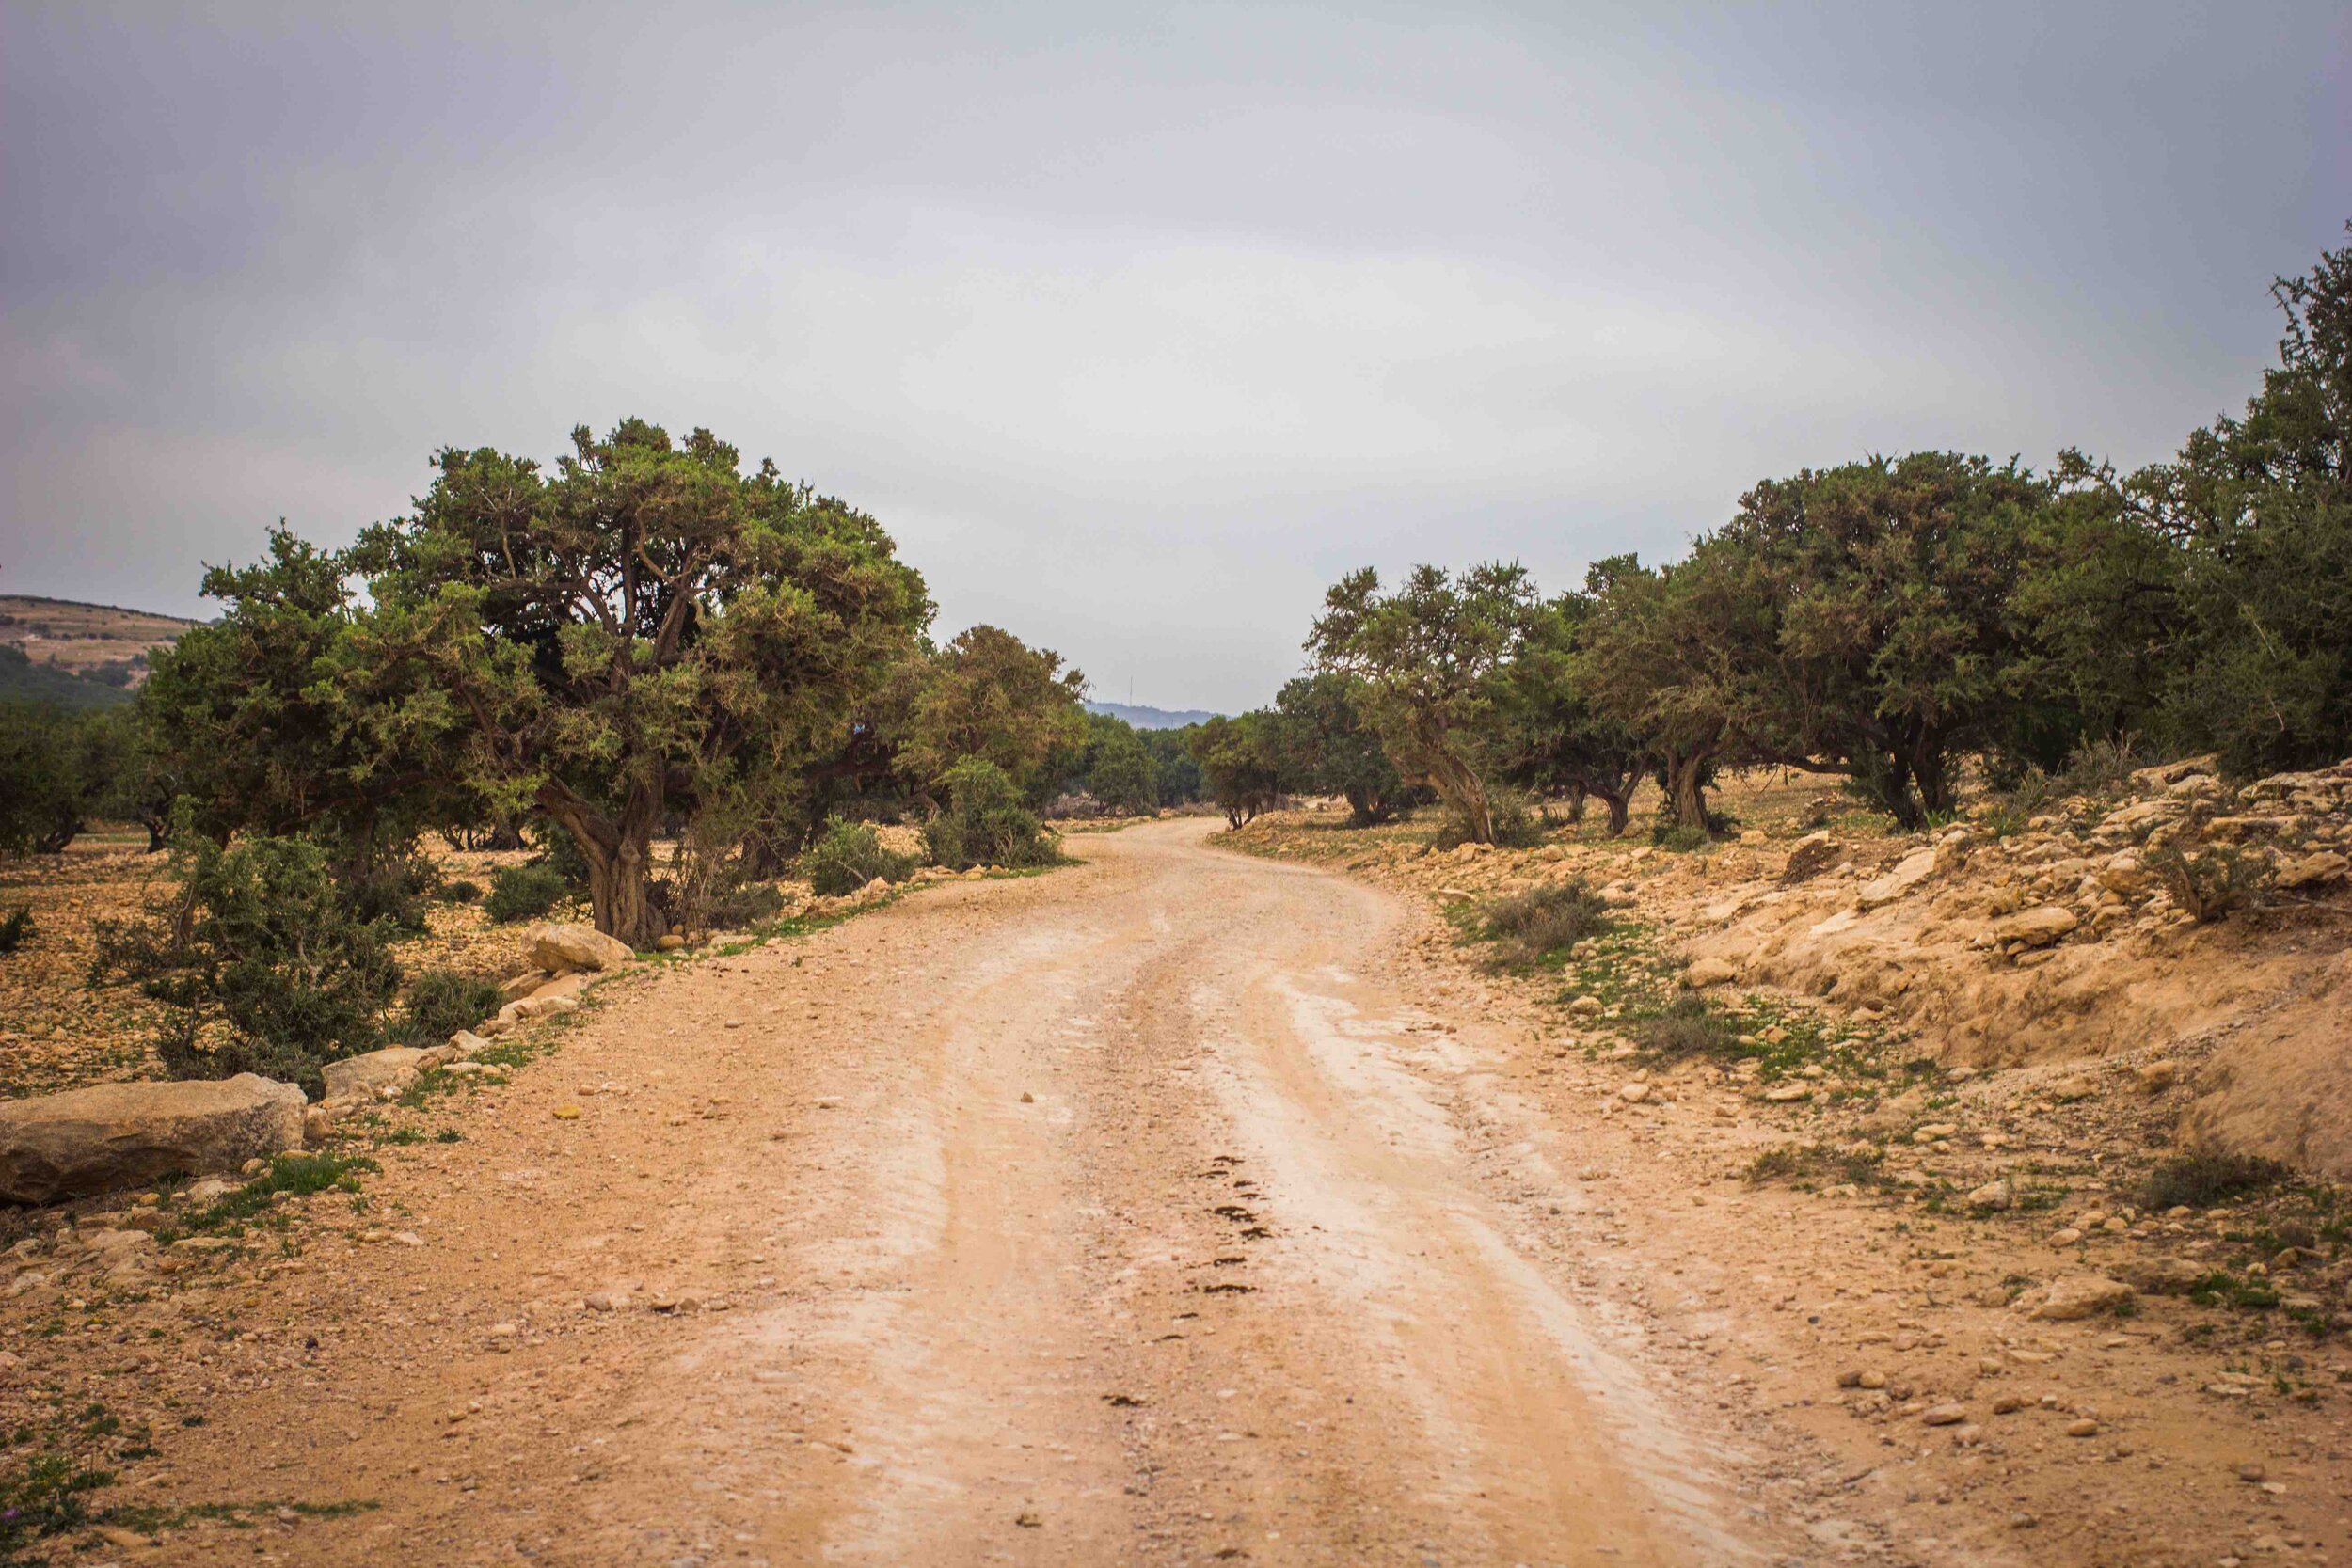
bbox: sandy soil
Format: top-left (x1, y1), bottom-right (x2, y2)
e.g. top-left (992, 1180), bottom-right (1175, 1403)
top-left (10, 817), bottom-right (2347, 1565)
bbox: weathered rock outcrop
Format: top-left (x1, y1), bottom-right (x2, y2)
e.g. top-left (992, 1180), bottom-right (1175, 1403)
top-left (320, 1047), bottom-right (430, 1101)
top-left (528, 924), bottom-right (635, 975)
top-left (0, 1074), bottom-right (305, 1205)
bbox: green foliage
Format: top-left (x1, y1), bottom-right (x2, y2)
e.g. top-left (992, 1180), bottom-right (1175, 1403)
top-left (162, 1151), bottom-right (376, 1238)
top-left (803, 817), bottom-right (916, 895)
top-left (1083, 724), bottom-right (1161, 815)
top-left (1474, 879), bottom-right (1611, 965)
top-left (91, 825), bottom-right (400, 1097)
top-left (0, 642), bottom-right (133, 710)
top-left (704, 875), bottom-right (787, 928)
top-left (351, 419), bottom-right (931, 943)
top-left (0, 703), bottom-right (87, 855)
top-left (1273, 673), bottom-right (1400, 825)
top-left (1187, 713), bottom-right (1285, 828)
top-left (1138, 726), bottom-right (1206, 805)
top-left (900, 625), bottom-right (1088, 797)
top-left (1653, 823), bottom-right (1709, 853)
top-left (923, 759), bottom-right (1057, 870)
top-left (1432, 787), bottom-right (1542, 849)
top-left (391, 971), bottom-right (502, 1046)
top-left (2145, 844), bottom-right (2273, 924)
top-left (440, 879), bottom-right (484, 904)
top-left (0, 1415), bottom-right (116, 1561)
top-left (483, 863), bottom-right (570, 925)
top-left (2142, 1151), bottom-right (2293, 1210)
top-left (1308, 562), bottom-right (1536, 844)
top-left (1486, 577), bottom-right (1647, 834)
top-left (0, 906), bottom-right (29, 955)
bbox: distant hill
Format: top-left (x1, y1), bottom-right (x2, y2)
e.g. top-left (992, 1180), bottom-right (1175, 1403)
top-left (1086, 701), bottom-right (1221, 731)
top-left (0, 595), bottom-right (200, 708)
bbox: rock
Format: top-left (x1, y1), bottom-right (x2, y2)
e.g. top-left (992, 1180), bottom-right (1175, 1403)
top-left (1568, 995), bottom-right (1604, 1017)
top-left (528, 924), bottom-right (636, 974)
top-left (583, 1291), bottom-right (623, 1312)
top-left (2122, 1258), bottom-right (2209, 1296)
top-left (2097, 850), bottom-right (2151, 895)
top-left (1684, 957), bottom-right (1739, 989)
top-left (551, 1105), bottom-right (583, 1121)
top-left (2050, 1074), bottom-right (2097, 1102)
top-left (860, 877), bottom-right (891, 897)
top-left (1617, 1082), bottom-right (1651, 1104)
top-left (1991, 905), bottom-right (2078, 948)
top-left (2276, 850), bottom-right (2348, 890)
top-left (449, 1030), bottom-right (492, 1059)
top-left (655, 934), bottom-right (688, 952)
top-left (498, 971), bottom-right (548, 1003)
top-left (1966, 1180), bottom-right (2012, 1211)
top-left (2066, 1418), bottom-right (2100, 1437)
top-left (509, 992), bottom-right (580, 1022)
top-left (1762, 1085), bottom-right (1811, 1103)
top-left (1921, 1403), bottom-right (1967, 1426)
top-left (0, 1074), bottom-right (306, 1205)
top-left (2238, 1463), bottom-right (2267, 1483)
top-left (320, 1047), bottom-right (429, 1102)
top-left (2136, 1060), bottom-right (2179, 1093)
top-left (2023, 1275), bottom-right (2137, 1322)
top-left (1991, 1395), bottom-right (2026, 1415)
top-left (1858, 849), bottom-right (1940, 909)
top-left (301, 1104), bottom-right (338, 1146)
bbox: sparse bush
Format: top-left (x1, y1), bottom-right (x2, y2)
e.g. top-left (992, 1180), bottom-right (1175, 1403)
top-left (1653, 823), bottom-right (1708, 853)
top-left (705, 875), bottom-right (788, 928)
top-left (91, 827), bottom-right (401, 1097)
top-left (439, 879), bottom-right (484, 904)
top-left (804, 817), bottom-right (916, 896)
top-left (391, 970), bottom-right (502, 1046)
top-left (1633, 995), bottom-right (1743, 1059)
top-left (484, 863), bottom-right (570, 925)
top-left (924, 759), bottom-right (1058, 871)
top-left (2145, 844), bottom-right (2273, 923)
top-left (1745, 1144), bottom-right (1885, 1187)
top-left (328, 837), bottom-right (441, 932)
top-left (0, 905), bottom-right (30, 955)
top-left (2059, 733), bottom-right (2145, 796)
top-left (1477, 879), bottom-right (1610, 965)
top-left (2141, 1150), bottom-right (2293, 1211)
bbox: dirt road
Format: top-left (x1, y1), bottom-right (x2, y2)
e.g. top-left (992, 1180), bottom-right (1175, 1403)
top-left (134, 818), bottom-right (1773, 1566)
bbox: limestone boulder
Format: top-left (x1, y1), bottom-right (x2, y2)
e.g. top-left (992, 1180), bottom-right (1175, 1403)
top-left (319, 1047), bottom-right (429, 1102)
top-left (0, 1074), bottom-right (305, 1205)
top-left (1991, 905), bottom-right (2078, 948)
top-left (1857, 848), bottom-right (1939, 910)
top-left (528, 924), bottom-right (636, 975)
top-left (2020, 1275), bottom-right (2137, 1322)
top-left (1684, 956), bottom-right (1740, 989)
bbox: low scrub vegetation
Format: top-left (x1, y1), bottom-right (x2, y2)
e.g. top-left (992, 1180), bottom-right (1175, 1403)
top-left (390, 971), bottom-right (503, 1047)
top-left (1475, 879), bottom-right (1611, 965)
top-left (923, 759), bottom-right (1058, 871)
top-left (483, 863), bottom-right (571, 925)
top-left (803, 817), bottom-right (916, 896)
top-left (2142, 1150), bottom-right (2294, 1211)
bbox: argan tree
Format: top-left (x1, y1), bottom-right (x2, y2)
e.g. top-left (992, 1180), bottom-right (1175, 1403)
top-left (1272, 673), bottom-right (1402, 826)
top-left (1307, 562), bottom-right (1536, 844)
top-left (898, 624), bottom-right (1089, 798)
top-left (355, 420), bottom-right (930, 944)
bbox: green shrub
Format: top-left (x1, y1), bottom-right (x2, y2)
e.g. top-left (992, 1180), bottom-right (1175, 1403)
top-left (1477, 880), bottom-right (1611, 965)
top-left (90, 827), bottom-right (400, 1097)
top-left (328, 837), bottom-right (441, 933)
top-left (923, 759), bottom-right (1058, 871)
top-left (440, 879), bottom-right (484, 904)
top-left (1654, 823), bottom-right (1708, 853)
top-left (2141, 1150), bottom-right (2293, 1210)
top-left (803, 817), bottom-right (916, 896)
top-left (0, 905), bottom-right (29, 955)
top-left (2145, 845), bottom-right (2273, 924)
top-left (391, 971), bottom-right (502, 1046)
top-left (484, 863), bottom-right (569, 924)
top-left (1633, 995), bottom-right (1743, 1059)
top-left (705, 875), bottom-right (787, 928)
top-left (1429, 788), bottom-right (1545, 850)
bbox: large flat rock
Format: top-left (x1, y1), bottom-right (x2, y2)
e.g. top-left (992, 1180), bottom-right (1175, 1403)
top-left (0, 1073), bottom-right (305, 1205)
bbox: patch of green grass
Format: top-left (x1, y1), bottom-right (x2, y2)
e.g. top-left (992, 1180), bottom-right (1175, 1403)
top-left (151, 1151), bottom-right (376, 1243)
top-left (2189, 1270), bottom-right (2281, 1312)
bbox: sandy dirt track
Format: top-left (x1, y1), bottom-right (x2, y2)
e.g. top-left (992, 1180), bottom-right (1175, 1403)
top-left (137, 819), bottom-right (1772, 1566)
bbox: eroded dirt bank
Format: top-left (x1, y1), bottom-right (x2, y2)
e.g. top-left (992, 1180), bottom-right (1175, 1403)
top-left (8, 819), bottom-right (2346, 1565)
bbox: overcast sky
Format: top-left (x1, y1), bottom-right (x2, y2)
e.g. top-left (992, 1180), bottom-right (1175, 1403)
top-left (2, 1), bottom-right (2344, 712)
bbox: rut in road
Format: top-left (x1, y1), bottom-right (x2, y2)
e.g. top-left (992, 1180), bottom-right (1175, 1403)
top-left (151, 819), bottom-right (1765, 1566)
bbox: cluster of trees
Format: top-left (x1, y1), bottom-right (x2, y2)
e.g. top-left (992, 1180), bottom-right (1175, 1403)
top-left (3, 420), bottom-right (1164, 952)
top-left (1221, 230), bottom-right (2352, 844)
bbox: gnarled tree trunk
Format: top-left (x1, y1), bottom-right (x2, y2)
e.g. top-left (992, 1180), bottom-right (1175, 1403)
top-left (542, 780), bottom-right (661, 947)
